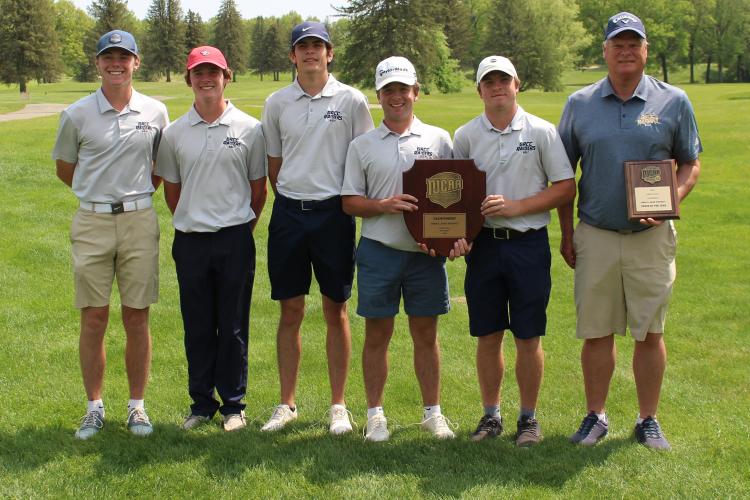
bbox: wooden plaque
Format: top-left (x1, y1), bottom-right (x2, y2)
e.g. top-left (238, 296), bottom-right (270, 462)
top-left (624, 160), bottom-right (680, 221)
top-left (402, 159), bottom-right (486, 257)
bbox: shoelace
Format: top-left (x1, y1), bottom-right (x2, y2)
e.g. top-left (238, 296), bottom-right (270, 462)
top-left (641, 419), bottom-right (663, 439)
top-left (518, 418), bottom-right (539, 436)
top-left (326, 406), bottom-right (358, 431)
top-left (476, 415), bottom-right (501, 432)
top-left (418, 414), bottom-right (459, 433)
top-left (80, 411), bottom-right (103, 429)
top-left (577, 413), bottom-right (599, 435)
top-left (128, 408), bottom-right (150, 426)
top-left (363, 414), bottom-right (388, 438)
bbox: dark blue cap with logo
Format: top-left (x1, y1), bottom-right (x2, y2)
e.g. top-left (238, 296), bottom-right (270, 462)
top-left (96, 30), bottom-right (138, 56)
top-left (290, 21), bottom-right (331, 48)
top-left (604, 12), bottom-right (646, 41)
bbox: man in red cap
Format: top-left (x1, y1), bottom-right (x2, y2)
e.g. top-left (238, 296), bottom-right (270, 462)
top-left (156, 46), bottom-right (267, 432)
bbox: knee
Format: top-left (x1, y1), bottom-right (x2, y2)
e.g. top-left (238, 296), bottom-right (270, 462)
top-left (515, 336), bottom-right (542, 355)
top-left (122, 306), bottom-right (150, 336)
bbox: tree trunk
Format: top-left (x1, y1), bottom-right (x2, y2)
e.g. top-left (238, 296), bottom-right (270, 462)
top-left (166, 69), bottom-right (171, 83)
top-left (718, 57), bottom-right (724, 83)
top-left (688, 44), bottom-right (695, 84)
top-left (20, 80), bottom-right (27, 94)
top-left (659, 53), bottom-right (669, 83)
top-left (705, 54), bottom-right (712, 83)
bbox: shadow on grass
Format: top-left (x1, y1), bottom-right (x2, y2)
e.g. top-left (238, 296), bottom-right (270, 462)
top-left (0, 422), bottom-right (631, 496)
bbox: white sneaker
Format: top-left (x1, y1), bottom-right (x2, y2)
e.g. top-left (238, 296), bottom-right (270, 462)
top-left (365, 414), bottom-right (390, 442)
top-left (422, 414), bottom-right (455, 439)
top-left (329, 404), bottom-right (353, 435)
top-left (127, 407), bottom-right (153, 437)
top-left (182, 414), bottom-right (211, 430)
top-left (75, 410), bottom-right (104, 440)
top-left (223, 411), bottom-right (246, 432)
top-left (261, 404), bottom-right (298, 432)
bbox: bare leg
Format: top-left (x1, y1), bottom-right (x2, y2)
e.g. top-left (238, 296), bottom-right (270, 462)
top-left (122, 305), bottom-right (151, 400)
top-left (476, 332), bottom-right (504, 407)
top-left (633, 332), bottom-right (666, 418)
top-left (408, 316), bottom-right (440, 406)
top-left (362, 317), bottom-right (394, 408)
top-left (79, 306), bottom-right (109, 400)
top-left (277, 296), bottom-right (305, 407)
top-left (322, 295), bottom-right (351, 406)
top-left (514, 336), bottom-right (543, 411)
top-left (581, 335), bottom-right (616, 413)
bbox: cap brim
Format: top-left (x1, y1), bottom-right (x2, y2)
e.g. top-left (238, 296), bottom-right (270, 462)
top-left (606, 27), bottom-right (646, 40)
top-left (291, 34), bottom-right (330, 48)
top-left (375, 76), bottom-right (417, 91)
top-left (476, 68), bottom-right (516, 85)
top-left (186, 61), bottom-right (227, 71)
top-left (97, 45), bottom-right (138, 57)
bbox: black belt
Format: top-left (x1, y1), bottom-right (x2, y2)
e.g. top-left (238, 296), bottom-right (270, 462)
top-left (482, 226), bottom-right (541, 240)
top-left (276, 194), bottom-right (341, 211)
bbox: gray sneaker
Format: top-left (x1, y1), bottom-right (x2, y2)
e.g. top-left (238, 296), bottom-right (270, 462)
top-left (75, 410), bottom-right (104, 440)
top-left (635, 417), bottom-right (671, 450)
top-left (570, 411), bottom-right (608, 446)
top-left (127, 407), bottom-right (153, 437)
top-left (182, 414), bottom-right (211, 430)
top-left (515, 415), bottom-right (542, 447)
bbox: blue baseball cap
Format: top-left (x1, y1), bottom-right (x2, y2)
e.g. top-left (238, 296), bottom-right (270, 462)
top-left (96, 30), bottom-right (138, 56)
top-left (290, 21), bottom-right (331, 48)
top-left (605, 12), bottom-right (646, 41)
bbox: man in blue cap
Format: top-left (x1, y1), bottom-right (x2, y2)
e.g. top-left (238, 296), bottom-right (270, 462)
top-left (53, 30), bottom-right (169, 439)
top-left (261, 21), bottom-right (374, 434)
top-left (558, 12), bottom-right (701, 450)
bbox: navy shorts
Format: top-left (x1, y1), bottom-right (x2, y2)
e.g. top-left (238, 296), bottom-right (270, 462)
top-left (268, 194), bottom-right (355, 302)
top-left (356, 237), bottom-right (450, 318)
top-left (464, 227), bottom-right (551, 339)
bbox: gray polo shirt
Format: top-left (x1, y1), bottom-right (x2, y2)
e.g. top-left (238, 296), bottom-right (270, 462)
top-left (52, 88), bottom-right (169, 203)
top-left (262, 74), bottom-right (374, 200)
top-left (454, 106), bottom-right (574, 232)
top-left (558, 75), bottom-right (702, 231)
top-left (342, 117), bottom-right (453, 252)
top-left (156, 102), bottom-right (266, 233)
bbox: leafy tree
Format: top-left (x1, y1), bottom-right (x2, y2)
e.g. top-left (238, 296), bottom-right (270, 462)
top-left (436, 0), bottom-right (474, 68)
top-left (184, 10), bottom-right (207, 51)
top-left (78, 0), bottom-right (138, 81)
top-left (212, 0), bottom-right (248, 81)
top-left (0, 0), bottom-right (62, 93)
top-left (54, 0), bottom-right (94, 77)
top-left (249, 17), bottom-right (268, 80)
top-left (264, 21), bottom-right (289, 81)
top-left (142, 0), bottom-right (186, 82)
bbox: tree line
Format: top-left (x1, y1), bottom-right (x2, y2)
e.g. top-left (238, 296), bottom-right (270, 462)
top-left (1, 0), bottom-right (749, 94)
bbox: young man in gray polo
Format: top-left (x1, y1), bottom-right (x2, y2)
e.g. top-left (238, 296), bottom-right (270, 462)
top-left (156, 46), bottom-right (267, 432)
top-left (454, 56), bottom-right (575, 446)
top-left (53, 30), bottom-right (169, 439)
top-left (261, 21), bottom-right (374, 434)
top-left (342, 56), bottom-right (459, 442)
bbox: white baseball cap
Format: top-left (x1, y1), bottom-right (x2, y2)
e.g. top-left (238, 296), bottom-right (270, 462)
top-left (476, 55), bottom-right (517, 86)
top-left (375, 56), bottom-right (417, 91)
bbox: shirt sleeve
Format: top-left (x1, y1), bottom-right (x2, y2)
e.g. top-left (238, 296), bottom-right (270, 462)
top-left (51, 111), bottom-right (79, 164)
top-left (246, 122), bottom-right (267, 182)
top-left (439, 129), bottom-right (453, 159)
top-left (341, 140), bottom-right (367, 196)
top-left (557, 97), bottom-right (581, 173)
top-left (673, 92), bottom-right (702, 164)
top-left (152, 104), bottom-right (170, 159)
top-left (452, 126), bottom-right (469, 159)
top-left (261, 95), bottom-right (282, 158)
top-left (154, 127), bottom-right (181, 184)
top-left (539, 124), bottom-right (575, 183)
top-left (351, 92), bottom-right (375, 140)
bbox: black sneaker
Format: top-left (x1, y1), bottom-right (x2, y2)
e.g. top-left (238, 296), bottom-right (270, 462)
top-left (634, 416), bottom-right (671, 450)
top-left (570, 411), bottom-right (608, 446)
top-left (515, 415), bottom-right (542, 447)
top-left (471, 414), bottom-right (502, 442)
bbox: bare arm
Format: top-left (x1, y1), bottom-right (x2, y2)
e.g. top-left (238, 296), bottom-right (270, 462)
top-left (151, 160), bottom-right (162, 191)
top-left (250, 177), bottom-right (268, 231)
top-left (163, 180), bottom-right (181, 215)
top-left (341, 193), bottom-right (418, 218)
top-left (267, 156), bottom-right (282, 195)
top-left (640, 158), bottom-right (700, 226)
top-left (56, 159), bottom-right (76, 187)
top-left (481, 178), bottom-right (576, 218)
top-left (557, 201), bottom-right (576, 269)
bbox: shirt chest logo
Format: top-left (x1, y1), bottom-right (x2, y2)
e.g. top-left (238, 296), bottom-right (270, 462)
top-left (637, 112), bottom-right (660, 127)
top-left (413, 146), bottom-right (434, 159)
top-left (135, 121), bottom-right (152, 132)
top-left (323, 110), bottom-right (343, 122)
top-left (223, 137), bottom-right (242, 149)
top-left (516, 141), bottom-right (536, 153)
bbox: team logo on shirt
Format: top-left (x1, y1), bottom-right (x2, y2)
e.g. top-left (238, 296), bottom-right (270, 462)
top-left (426, 172), bottom-right (463, 208)
top-left (414, 146), bottom-right (434, 159)
top-left (323, 110), bottom-right (343, 122)
top-left (516, 141), bottom-right (536, 153)
top-left (135, 121), bottom-right (152, 132)
top-left (637, 112), bottom-right (660, 127)
top-left (223, 137), bottom-right (242, 149)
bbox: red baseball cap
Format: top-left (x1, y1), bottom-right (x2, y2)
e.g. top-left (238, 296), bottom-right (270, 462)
top-left (186, 46), bottom-right (228, 71)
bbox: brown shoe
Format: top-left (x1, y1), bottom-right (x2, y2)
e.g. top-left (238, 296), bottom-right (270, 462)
top-left (515, 415), bottom-right (542, 447)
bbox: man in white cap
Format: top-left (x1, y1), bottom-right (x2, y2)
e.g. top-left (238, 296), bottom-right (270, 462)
top-left (52, 30), bottom-right (169, 439)
top-left (342, 56), bottom-right (463, 442)
top-left (261, 21), bottom-right (374, 434)
top-left (156, 46), bottom-right (267, 432)
top-left (454, 55), bottom-right (575, 446)
top-left (558, 12), bottom-right (701, 450)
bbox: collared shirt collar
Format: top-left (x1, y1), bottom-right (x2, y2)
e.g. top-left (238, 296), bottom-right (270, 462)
top-left (480, 105), bottom-right (526, 134)
top-left (96, 87), bottom-right (143, 114)
top-left (188, 100), bottom-right (235, 126)
top-left (292, 74), bottom-right (338, 99)
top-left (377, 115), bottom-right (424, 139)
top-left (601, 74), bottom-right (648, 102)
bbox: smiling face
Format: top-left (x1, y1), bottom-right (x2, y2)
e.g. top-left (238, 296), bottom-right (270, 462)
top-left (477, 71), bottom-right (519, 112)
top-left (290, 37), bottom-right (333, 76)
top-left (96, 48), bottom-right (139, 89)
top-left (378, 82), bottom-right (419, 125)
top-left (604, 31), bottom-right (648, 81)
top-left (188, 63), bottom-right (226, 101)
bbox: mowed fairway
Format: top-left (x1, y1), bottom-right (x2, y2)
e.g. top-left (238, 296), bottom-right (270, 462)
top-left (0, 72), bottom-right (748, 498)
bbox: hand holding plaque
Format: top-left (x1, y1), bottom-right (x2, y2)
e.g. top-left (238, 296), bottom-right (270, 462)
top-left (402, 159), bottom-right (486, 257)
top-left (624, 160), bottom-right (680, 221)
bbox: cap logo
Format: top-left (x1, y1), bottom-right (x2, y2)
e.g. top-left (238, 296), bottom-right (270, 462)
top-left (109, 33), bottom-right (122, 43)
top-left (301, 27), bottom-right (312, 31)
top-left (490, 58), bottom-right (497, 62)
top-left (613, 14), bottom-right (637, 24)
top-left (200, 50), bottom-right (210, 56)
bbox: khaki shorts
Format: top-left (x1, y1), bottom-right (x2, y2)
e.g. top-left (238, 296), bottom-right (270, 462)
top-left (70, 207), bottom-right (159, 309)
top-left (573, 221), bottom-right (677, 341)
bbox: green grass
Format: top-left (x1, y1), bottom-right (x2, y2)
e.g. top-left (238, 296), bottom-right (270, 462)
top-left (0, 73), bottom-right (748, 498)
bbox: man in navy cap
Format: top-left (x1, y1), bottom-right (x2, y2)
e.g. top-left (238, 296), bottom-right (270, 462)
top-left (261, 21), bottom-right (373, 434)
top-left (53, 30), bottom-right (169, 439)
top-left (558, 12), bottom-right (701, 450)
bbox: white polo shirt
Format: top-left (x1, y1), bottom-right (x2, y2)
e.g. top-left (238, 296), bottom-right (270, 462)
top-left (156, 102), bottom-right (267, 233)
top-left (342, 117), bottom-right (453, 251)
top-left (453, 106), bottom-right (574, 232)
top-left (262, 74), bottom-right (374, 200)
top-left (52, 88), bottom-right (169, 203)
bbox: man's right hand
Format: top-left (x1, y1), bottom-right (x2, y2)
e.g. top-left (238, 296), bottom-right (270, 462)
top-left (559, 235), bottom-right (575, 269)
top-left (379, 194), bottom-right (418, 214)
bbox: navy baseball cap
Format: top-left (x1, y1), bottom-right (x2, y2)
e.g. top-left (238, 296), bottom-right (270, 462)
top-left (290, 21), bottom-right (331, 48)
top-left (605, 12), bottom-right (646, 41)
top-left (96, 30), bottom-right (138, 56)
